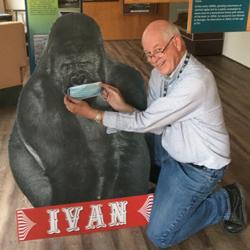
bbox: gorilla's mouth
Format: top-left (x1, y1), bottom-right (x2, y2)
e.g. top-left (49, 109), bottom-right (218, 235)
top-left (60, 62), bottom-right (101, 95)
top-left (68, 71), bottom-right (91, 85)
top-left (63, 71), bottom-right (99, 94)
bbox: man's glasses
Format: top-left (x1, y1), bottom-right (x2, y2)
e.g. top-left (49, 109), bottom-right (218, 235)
top-left (143, 35), bottom-right (175, 61)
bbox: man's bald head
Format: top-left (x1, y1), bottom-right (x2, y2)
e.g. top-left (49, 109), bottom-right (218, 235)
top-left (141, 20), bottom-right (186, 75)
top-left (142, 20), bottom-right (180, 47)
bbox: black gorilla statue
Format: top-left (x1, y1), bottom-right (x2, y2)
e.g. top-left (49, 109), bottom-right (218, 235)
top-left (8, 13), bottom-right (150, 207)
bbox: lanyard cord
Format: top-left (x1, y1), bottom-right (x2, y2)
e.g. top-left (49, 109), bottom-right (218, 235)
top-left (163, 53), bottom-right (190, 97)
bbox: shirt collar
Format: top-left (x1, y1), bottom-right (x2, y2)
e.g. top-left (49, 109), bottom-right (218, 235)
top-left (162, 51), bottom-right (188, 82)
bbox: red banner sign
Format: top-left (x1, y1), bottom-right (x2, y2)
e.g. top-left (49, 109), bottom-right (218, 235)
top-left (16, 193), bottom-right (154, 241)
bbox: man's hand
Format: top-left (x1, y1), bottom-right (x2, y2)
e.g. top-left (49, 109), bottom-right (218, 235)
top-left (64, 96), bottom-right (100, 120)
top-left (101, 83), bottom-right (134, 113)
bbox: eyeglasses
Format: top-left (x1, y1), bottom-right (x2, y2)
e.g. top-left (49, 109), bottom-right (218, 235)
top-left (143, 35), bottom-right (175, 61)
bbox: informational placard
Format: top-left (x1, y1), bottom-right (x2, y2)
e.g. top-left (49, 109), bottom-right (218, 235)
top-left (25, 0), bottom-right (82, 72)
top-left (189, 0), bottom-right (250, 33)
top-left (16, 194), bottom-right (154, 241)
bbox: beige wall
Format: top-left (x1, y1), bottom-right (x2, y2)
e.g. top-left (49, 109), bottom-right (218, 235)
top-left (83, 1), bottom-right (169, 40)
top-left (0, 0), bottom-right (5, 12)
top-left (5, 0), bottom-right (25, 10)
top-left (223, 32), bottom-right (250, 68)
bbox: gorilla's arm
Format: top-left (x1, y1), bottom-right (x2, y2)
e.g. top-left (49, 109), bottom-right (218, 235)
top-left (9, 122), bottom-right (53, 207)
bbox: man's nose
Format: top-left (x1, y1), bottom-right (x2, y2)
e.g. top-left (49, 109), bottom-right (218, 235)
top-left (150, 55), bottom-right (160, 64)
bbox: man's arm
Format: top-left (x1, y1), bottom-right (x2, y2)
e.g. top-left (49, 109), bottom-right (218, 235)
top-left (101, 83), bottom-right (135, 113)
top-left (64, 83), bottom-right (135, 124)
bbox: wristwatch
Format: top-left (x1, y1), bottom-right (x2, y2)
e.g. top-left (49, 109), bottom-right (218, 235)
top-left (94, 111), bottom-right (103, 124)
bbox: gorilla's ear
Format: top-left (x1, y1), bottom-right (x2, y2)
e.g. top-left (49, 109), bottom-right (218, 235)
top-left (106, 63), bottom-right (147, 111)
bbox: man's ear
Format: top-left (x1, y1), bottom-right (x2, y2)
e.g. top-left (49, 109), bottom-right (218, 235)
top-left (174, 35), bottom-right (184, 52)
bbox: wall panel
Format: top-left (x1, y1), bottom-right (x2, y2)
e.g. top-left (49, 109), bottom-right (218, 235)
top-left (83, 1), bottom-right (169, 40)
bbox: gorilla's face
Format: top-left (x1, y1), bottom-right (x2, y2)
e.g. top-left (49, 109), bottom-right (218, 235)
top-left (42, 14), bottom-right (106, 97)
top-left (52, 46), bottom-right (103, 94)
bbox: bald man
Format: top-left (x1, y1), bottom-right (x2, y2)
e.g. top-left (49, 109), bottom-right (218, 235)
top-left (64, 20), bottom-right (247, 248)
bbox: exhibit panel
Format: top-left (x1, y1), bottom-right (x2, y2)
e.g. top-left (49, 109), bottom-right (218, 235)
top-left (25, 0), bottom-right (83, 72)
top-left (187, 0), bottom-right (250, 33)
top-left (123, 0), bottom-right (250, 33)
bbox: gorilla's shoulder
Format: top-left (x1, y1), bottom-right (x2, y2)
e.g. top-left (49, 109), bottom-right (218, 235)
top-left (107, 62), bottom-right (147, 110)
top-left (17, 73), bottom-right (62, 121)
top-left (20, 72), bottom-right (58, 101)
top-left (107, 63), bottom-right (143, 85)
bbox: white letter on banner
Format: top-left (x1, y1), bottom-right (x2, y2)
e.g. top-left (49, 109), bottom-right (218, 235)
top-left (85, 204), bottom-right (107, 230)
top-left (108, 201), bottom-right (128, 227)
top-left (47, 209), bottom-right (61, 234)
top-left (62, 207), bottom-right (83, 232)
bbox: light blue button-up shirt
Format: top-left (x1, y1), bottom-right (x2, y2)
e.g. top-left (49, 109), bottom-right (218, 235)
top-left (103, 54), bottom-right (231, 169)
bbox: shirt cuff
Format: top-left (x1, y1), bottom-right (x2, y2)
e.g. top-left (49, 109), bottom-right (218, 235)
top-left (103, 111), bottom-right (119, 129)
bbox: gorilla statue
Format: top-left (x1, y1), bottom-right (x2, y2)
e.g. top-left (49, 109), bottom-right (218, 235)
top-left (8, 13), bottom-right (150, 207)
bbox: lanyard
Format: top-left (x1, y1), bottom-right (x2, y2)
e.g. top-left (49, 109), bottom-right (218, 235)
top-left (162, 53), bottom-right (190, 97)
top-left (177, 53), bottom-right (190, 79)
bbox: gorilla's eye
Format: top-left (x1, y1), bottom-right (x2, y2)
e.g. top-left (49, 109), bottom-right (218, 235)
top-left (61, 63), bottom-right (72, 74)
top-left (60, 62), bottom-right (92, 74)
top-left (78, 62), bottom-right (90, 69)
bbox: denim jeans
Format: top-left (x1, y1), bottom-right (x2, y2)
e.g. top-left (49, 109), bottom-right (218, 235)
top-left (146, 135), bottom-right (230, 248)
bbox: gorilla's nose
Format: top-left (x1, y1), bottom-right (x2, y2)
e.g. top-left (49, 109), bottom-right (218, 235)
top-left (69, 73), bottom-right (88, 86)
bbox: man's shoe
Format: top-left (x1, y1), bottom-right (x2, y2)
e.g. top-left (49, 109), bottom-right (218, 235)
top-left (223, 183), bottom-right (247, 234)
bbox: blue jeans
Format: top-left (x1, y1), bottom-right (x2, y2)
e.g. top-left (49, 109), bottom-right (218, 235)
top-left (146, 135), bottom-right (230, 248)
